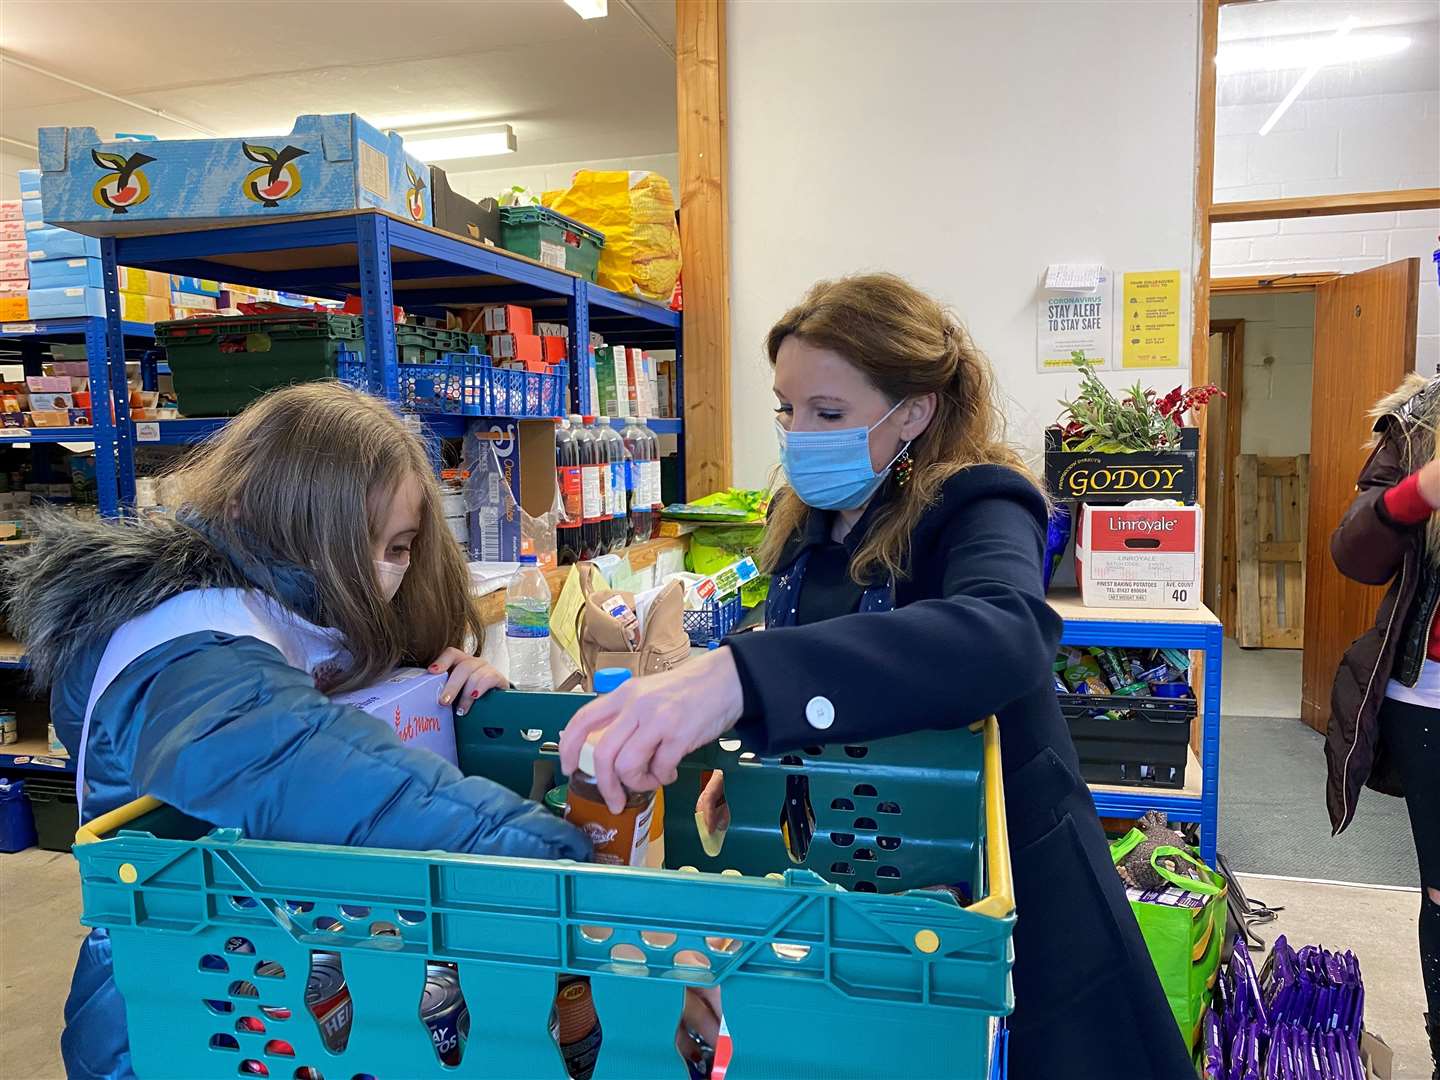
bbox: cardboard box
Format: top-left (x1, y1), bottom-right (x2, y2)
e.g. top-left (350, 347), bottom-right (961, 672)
top-left (38, 114), bottom-right (434, 233)
top-left (482, 304), bottom-right (533, 335)
top-left (541, 335), bottom-right (567, 363)
top-left (28, 409), bottom-right (71, 427)
top-left (18, 170), bottom-right (41, 201)
top-left (118, 266), bottom-right (171, 297)
top-left (119, 292), bottom-right (172, 324)
top-left (1076, 502), bottom-right (1202, 609)
top-left (28, 257), bottom-right (104, 290)
top-left (26, 376), bottom-right (70, 393)
top-left (0, 219), bottom-right (24, 241)
top-left (430, 167), bottom-right (500, 246)
top-left (0, 295), bottom-right (28, 321)
top-left (1045, 427), bottom-right (1200, 505)
top-left (21, 198), bottom-right (44, 222)
top-left (0, 201), bottom-right (20, 222)
top-left (595, 343), bottom-right (631, 418)
top-left (25, 226), bottom-right (101, 261)
top-left (464, 419), bottom-right (554, 562)
top-left (0, 239), bottom-right (26, 257)
top-left (330, 667), bottom-right (458, 766)
top-left (0, 256), bottom-right (28, 281)
top-left (26, 286), bottom-right (106, 320)
top-left (171, 291), bottom-right (218, 311)
top-left (490, 332), bottom-right (542, 364)
top-left (173, 276), bottom-right (220, 296)
top-left (1361, 1030), bottom-right (1393, 1080)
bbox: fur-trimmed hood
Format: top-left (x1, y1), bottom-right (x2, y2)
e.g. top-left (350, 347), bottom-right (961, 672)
top-left (1371, 373), bottom-right (1440, 563)
top-left (0, 512), bottom-right (320, 687)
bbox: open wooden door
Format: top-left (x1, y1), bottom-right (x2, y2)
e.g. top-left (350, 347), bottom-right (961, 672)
top-left (1300, 259), bottom-right (1420, 733)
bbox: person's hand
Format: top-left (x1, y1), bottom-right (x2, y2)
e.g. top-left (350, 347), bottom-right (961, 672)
top-left (697, 771), bottom-right (730, 836)
top-left (1418, 459), bottom-right (1440, 509)
top-left (558, 646), bottom-right (744, 813)
top-left (428, 647), bottom-right (509, 716)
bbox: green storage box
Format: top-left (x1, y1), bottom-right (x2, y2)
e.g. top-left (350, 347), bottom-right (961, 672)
top-left (74, 692), bottom-right (1014, 1079)
top-left (23, 774), bottom-right (79, 853)
top-left (156, 313), bottom-right (366, 417)
top-left (499, 205), bottom-right (605, 282)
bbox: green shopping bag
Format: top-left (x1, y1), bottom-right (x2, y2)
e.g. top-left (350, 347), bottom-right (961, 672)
top-left (1110, 830), bottom-right (1227, 1048)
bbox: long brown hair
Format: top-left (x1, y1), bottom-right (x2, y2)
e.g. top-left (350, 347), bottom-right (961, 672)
top-left (757, 273), bottom-right (1036, 585)
top-left (172, 382), bottom-right (482, 691)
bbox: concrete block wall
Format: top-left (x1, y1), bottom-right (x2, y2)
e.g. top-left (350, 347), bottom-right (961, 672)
top-left (1211, 291), bottom-right (1316, 457)
top-left (1212, 87), bottom-right (1440, 375)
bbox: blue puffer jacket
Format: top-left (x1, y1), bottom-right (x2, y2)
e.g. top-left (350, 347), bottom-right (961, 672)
top-left (2, 513), bottom-right (588, 1080)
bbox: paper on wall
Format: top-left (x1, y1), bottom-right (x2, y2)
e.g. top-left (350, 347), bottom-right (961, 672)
top-left (1121, 270), bottom-right (1183, 369)
top-left (1037, 267), bottom-right (1113, 372)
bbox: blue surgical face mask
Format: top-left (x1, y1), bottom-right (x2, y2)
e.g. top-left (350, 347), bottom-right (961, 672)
top-left (775, 399), bottom-right (910, 511)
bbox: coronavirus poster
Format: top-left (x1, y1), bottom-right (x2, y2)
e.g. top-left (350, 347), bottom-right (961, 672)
top-left (1037, 268), bottom-right (1113, 372)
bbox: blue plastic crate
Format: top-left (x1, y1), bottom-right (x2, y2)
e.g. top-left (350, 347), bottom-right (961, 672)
top-left (683, 591), bottom-right (743, 646)
top-left (334, 346), bottom-right (368, 393)
top-left (74, 696), bottom-right (1014, 1080)
top-left (401, 348), bottom-right (567, 418)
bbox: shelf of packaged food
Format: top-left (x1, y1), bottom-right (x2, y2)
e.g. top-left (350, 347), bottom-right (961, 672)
top-left (131, 418), bottom-right (228, 445)
top-left (0, 736), bottom-right (72, 773)
top-left (0, 426), bottom-right (98, 444)
top-left (0, 635), bottom-right (26, 669)
top-left (0, 318), bottom-right (155, 340)
top-left (1047, 588), bottom-right (1222, 864)
top-left (475, 538), bottom-right (686, 625)
top-left (99, 209), bottom-right (685, 508)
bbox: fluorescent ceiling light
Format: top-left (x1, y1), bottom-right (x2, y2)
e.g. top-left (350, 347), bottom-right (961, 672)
top-left (1218, 27), bottom-right (1411, 75)
top-left (1255, 18), bottom-right (1369, 136)
top-left (402, 123), bottom-right (517, 161)
top-left (565, 0), bottom-right (607, 18)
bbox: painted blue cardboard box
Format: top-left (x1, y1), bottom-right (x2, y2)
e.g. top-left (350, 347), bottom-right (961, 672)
top-left (27, 286), bottom-right (106, 320)
top-left (38, 114), bottom-right (433, 235)
top-left (17, 170), bottom-right (41, 202)
top-left (26, 227), bottom-right (101, 261)
top-left (28, 258), bottom-right (104, 290)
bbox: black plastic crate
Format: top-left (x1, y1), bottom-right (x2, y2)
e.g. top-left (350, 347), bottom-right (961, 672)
top-left (22, 773), bottom-right (78, 852)
top-left (1059, 692), bottom-right (1195, 789)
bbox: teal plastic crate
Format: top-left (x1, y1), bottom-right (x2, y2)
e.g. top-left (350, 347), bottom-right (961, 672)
top-left (74, 693), bottom-right (1014, 1079)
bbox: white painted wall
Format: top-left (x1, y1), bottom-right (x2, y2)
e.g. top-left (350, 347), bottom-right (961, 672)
top-left (1211, 291), bottom-right (1317, 457)
top-left (0, 149), bottom-right (38, 200)
top-left (445, 153), bottom-right (680, 205)
top-left (1212, 53), bottom-right (1440, 375)
top-left (725, 1), bottom-right (1200, 487)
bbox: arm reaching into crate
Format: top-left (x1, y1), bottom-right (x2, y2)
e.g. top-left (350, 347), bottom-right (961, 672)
top-left (112, 632), bottom-right (589, 860)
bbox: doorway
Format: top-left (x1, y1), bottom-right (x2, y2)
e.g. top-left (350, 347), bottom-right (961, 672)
top-left (1203, 259), bottom-right (1421, 733)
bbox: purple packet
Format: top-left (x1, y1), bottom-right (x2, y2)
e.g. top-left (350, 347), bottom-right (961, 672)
top-left (1042, 503), bottom-right (1072, 592)
top-left (1203, 1010), bottom-right (1226, 1079)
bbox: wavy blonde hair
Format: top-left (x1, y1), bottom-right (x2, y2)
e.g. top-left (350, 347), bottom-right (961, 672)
top-left (757, 273), bottom-right (1037, 585)
top-left (172, 382), bottom-right (482, 691)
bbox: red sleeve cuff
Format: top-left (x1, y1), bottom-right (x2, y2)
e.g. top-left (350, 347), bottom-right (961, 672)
top-left (1383, 472), bottom-right (1435, 525)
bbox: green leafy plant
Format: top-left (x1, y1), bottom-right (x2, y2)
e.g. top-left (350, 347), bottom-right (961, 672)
top-left (1055, 361), bottom-right (1221, 452)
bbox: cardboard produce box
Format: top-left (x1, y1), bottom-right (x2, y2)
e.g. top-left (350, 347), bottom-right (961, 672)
top-left (430, 167), bottom-right (500, 246)
top-left (1076, 502), bottom-right (1201, 609)
top-left (330, 668), bottom-right (458, 766)
top-left (1044, 426), bottom-right (1199, 505)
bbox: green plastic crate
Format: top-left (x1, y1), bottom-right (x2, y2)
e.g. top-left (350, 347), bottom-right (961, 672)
top-left (74, 693), bottom-right (1013, 1079)
top-left (156, 313), bottom-right (365, 417)
top-left (500, 205), bottom-right (605, 282)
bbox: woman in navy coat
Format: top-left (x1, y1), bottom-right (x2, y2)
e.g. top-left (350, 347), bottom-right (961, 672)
top-left (562, 274), bottom-right (1194, 1079)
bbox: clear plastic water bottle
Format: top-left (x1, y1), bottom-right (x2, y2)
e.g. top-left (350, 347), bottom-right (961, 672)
top-left (505, 554), bottom-right (553, 691)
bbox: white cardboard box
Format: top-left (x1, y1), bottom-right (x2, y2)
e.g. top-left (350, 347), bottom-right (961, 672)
top-left (1076, 502), bottom-right (1202, 609)
top-left (331, 668), bottom-right (458, 766)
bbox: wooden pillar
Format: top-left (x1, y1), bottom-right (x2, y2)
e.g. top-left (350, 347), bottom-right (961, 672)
top-left (676, 0), bottom-right (731, 496)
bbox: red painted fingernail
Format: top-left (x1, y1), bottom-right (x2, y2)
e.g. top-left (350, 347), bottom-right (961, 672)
top-left (471, 689), bottom-right (480, 698)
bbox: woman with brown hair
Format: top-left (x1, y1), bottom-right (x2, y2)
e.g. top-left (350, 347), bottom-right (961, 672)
top-left (560, 273), bottom-right (1192, 1077)
top-left (4, 383), bottom-right (587, 1080)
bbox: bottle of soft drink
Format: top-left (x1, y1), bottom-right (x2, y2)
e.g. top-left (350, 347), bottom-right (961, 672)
top-left (620, 419), bottom-right (651, 543)
top-left (597, 419), bottom-right (628, 553)
top-left (572, 414), bottom-right (603, 560)
top-left (638, 417), bottom-right (663, 540)
top-left (505, 555), bottom-right (553, 691)
top-left (555, 419), bottom-right (582, 566)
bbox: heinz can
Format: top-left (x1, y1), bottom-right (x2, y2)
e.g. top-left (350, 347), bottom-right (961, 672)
top-left (421, 962), bottom-right (469, 1067)
top-left (224, 936), bottom-right (256, 955)
top-left (305, 953), bottom-right (352, 1053)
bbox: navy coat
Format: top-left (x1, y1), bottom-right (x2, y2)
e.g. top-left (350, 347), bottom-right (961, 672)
top-left (727, 466), bottom-right (1195, 1079)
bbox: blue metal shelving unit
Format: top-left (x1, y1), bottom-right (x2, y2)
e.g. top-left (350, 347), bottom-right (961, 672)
top-left (100, 210), bottom-right (685, 506)
top-left (0, 317), bottom-right (158, 518)
top-left (1049, 591), bottom-right (1224, 865)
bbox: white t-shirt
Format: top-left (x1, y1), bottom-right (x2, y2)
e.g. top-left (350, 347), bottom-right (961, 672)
top-left (1385, 658), bottom-right (1440, 708)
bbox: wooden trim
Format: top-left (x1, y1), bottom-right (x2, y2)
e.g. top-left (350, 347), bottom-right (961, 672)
top-left (1212, 273), bottom-right (1338, 294)
top-left (1211, 188), bottom-right (1440, 224)
top-left (676, 0), bottom-right (731, 497)
top-left (1206, 318), bottom-right (1244, 633)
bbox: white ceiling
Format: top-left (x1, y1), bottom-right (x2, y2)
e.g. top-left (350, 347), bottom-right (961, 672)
top-left (0, 0), bottom-right (677, 172)
top-left (1218, 0), bottom-right (1439, 105)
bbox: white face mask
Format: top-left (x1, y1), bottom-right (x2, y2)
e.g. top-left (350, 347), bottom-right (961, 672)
top-left (374, 559), bottom-right (408, 602)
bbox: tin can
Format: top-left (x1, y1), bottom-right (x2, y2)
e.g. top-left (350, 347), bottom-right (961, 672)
top-left (225, 936), bottom-right (256, 955)
top-left (421, 961), bottom-right (469, 1067)
top-left (236, 1015), bottom-right (266, 1033)
top-left (0, 710), bottom-right (17, 746)
top-left (305, 953), bottom-right (352, 1054)
top-left (293, 1069), bottom-right (323, 1080)
top-left (239, 1061), bottom-right (269, 1076)
top-left (259, 1004), bottom-right (292, 1022)
top-left (254, 960), bottom-right (286, 979)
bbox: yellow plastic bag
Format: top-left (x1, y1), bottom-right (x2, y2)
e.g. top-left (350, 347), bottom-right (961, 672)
top-left (543, 170), bottom-right (680, 302)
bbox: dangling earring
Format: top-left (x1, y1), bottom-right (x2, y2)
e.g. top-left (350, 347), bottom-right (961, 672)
top-left (893, 448), bottom-right (914, 488)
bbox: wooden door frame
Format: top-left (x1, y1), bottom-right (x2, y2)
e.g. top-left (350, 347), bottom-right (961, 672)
top-left (676, 0), bottom-right (731, 497)
top-left (1206, 317), bottom-right (1246, 631)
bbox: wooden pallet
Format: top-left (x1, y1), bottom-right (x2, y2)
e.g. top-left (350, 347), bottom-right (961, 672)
top-left (1235, 454), bottom-right (1309, 648)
